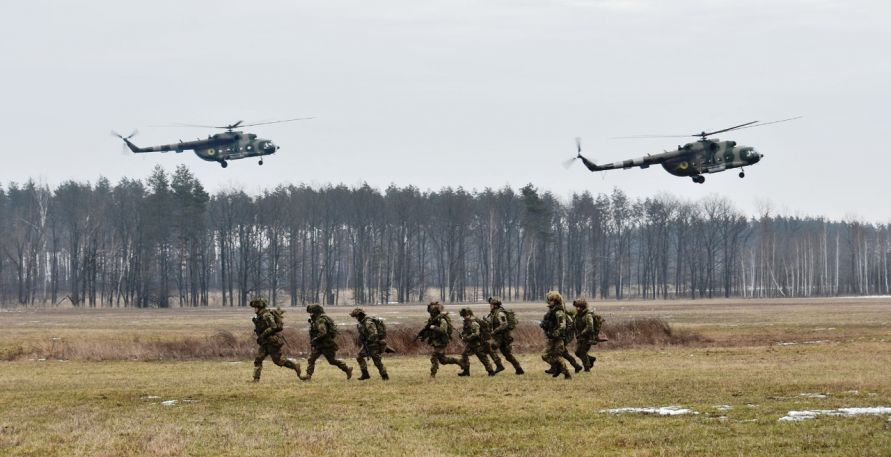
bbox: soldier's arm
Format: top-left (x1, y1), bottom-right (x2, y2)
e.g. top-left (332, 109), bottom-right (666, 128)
top-left (553, 310), bottom-right (566, 337)
top-left (311, 319), bottom-right (328, 344)
top-left (259, 312), bottom-right (278, 339)
top-left (579, 313), bottom-right (594, 338)
top-left (466, 321), bottom-right (481, 342)
top-left (430, 318), bottom-right (447, 335)
top-left (492, 311), bottom-right (509, 334)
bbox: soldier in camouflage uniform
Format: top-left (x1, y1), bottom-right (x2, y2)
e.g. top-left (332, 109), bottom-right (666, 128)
top-left (417, 301), bottom-right (466, 378)
top-left (557, 306), bottom-right (584, 374)
top-left (300, 304), bottom-right (353, 381)
top-left (249, 297), bottom-right (302, 382)
top-left (572, 299), bottom-right (597, 371)
top-left (457, 308), bottom-right (496, 377)
top-left (540, 291), bottom-right (572, 379)
top-left (487, 297), bottom-right (523, 375)
top-left (350, 307), bottom-right (389, 381)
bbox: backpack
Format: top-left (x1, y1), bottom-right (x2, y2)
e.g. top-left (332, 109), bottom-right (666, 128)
top-left (593, 314), bottom-right (608, 342)
top-left (439, 313), bottom-right (454, 340)
top-left (270, 308), bottom-right (285, 331)
top-left (562, 307), bottom-right (576, 344)
top-left (371, 316), bottom-right (387, 340)
top-left (503, 308), bottom-right (518, 331)
top-left (476, 317), bottom-right (492, 340)
top-left (319, 315), bottom-right (339, 337)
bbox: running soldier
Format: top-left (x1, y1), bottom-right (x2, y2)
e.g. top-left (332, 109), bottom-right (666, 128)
top-left (249, 297), bottom-right (302, 382)
top-left (540, 291), bottom-right (572, 379)
top-left (301, 304), bottom-right (353, 381)
top-left (350, 307), bottom-right (389, 381)
top-left (486, 297), bottom-right (523, 375)
top-left (457, 308), bottom-right (496, 377)
top-left (417, 301), bottom-right (466, 378)
top-left (572, 299), bottom-right (598, 371)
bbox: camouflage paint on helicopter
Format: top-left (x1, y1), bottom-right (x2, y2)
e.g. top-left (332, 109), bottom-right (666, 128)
top-left (568, 117), bottom-right (798, 183)
top-left (113, 118), bottom-right (311, 168)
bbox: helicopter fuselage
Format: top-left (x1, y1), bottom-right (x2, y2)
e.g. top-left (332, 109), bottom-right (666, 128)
top-left (122, 130), bottom-right (279, 167)
top-left (660, 139), bottom-right (761, 177)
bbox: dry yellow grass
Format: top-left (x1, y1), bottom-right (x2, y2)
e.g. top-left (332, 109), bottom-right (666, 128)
top-left (1, 297), bottom-right (890, 456)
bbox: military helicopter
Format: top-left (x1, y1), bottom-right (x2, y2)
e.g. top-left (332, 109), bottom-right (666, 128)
top-left (566, 117), bottom-right (800, 183)
top-left (112, 117), bottom-right (312, 168)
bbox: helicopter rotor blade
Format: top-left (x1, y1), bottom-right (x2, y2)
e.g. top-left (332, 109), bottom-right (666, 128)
top-left (731, 116), bottom-right (803, 131)
top-left (237, 117), bottom-right (316, 127)
top-left (698, 120), bottom-right (759, 137)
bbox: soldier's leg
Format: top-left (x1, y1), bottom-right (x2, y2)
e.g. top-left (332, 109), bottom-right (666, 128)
top-left (575, 340), bottom-right (593, 371)
top-left (429, 348), bottom-right (441, 377)
top-left (356, 347), bottom-right (371, 380)
top-left (303, 346), bottom-right (321, 380)
top-left (458, 346), bottom-right (472, 376)
top-left (268, 344), bottom-right (303, 379)
top-left (546, 339), bottom-right (570, 378)
top-left (370, 348), bottom-right (388, 380)
top-left (253, 346), bottom-right (269, 381)
top-left (562, 349), bottom-right (583, 373)
top-left (474, 347), bottom-right (494, 375)
top-left (499, 338), bottom-right (524, 374)
top-left (322, 348), bottom-right (353, 379)
top-left (486, 342), bottom-right (505, 372)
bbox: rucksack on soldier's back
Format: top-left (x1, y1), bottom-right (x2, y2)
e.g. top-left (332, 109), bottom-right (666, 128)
top-left (371, 316), bottom-right (387, 340)
top-left (476, 317), bottom-right (492, 340)
top-left (320, 314), bottom-right (339, 337)
top-left (503, 308), bottom-right (518, 331)
top-left (271, 308), bottom-right (285, 330)
top-left (563, 307), bottom-right (577, 344)
top-left (440, 313), bottom-right (454, 340)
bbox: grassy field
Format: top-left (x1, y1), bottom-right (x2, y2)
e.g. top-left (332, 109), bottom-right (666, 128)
top-left (1, 298), bottom-right (890, 456)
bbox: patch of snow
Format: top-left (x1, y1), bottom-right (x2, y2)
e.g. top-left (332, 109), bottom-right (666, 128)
top-left (776, 342), bottom-right (798, 346)
top-left (715, 405), bottom-right (732, 411)
top-left (140, 395), bottom-right (161, 401)
top-left (799, 393), bottom-right (828, 399)
top-left (181, 399), bottom-right (199, 404)
top-left (779, 407), bottom-right (891, 422)
top-left (846, 390), bottom-right (860, 395)
top-left (802, 340), bottom-right (830, 345)
top-left (161, 400), bottom-right (177, 406)
top-left (603, 406), bottom-right (697, 416)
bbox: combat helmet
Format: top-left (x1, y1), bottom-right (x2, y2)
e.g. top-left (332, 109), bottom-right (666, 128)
top-left (427, 301), bottom-right (444, 315)
top-left (545, 290), bottom-right (564, 307)
top-left (487, 296), bottom-right (503, 307)
top-left (249, 297), bottom-right (268, 308)
top-left (459, 307), bottom-right (474, 317)
top-left (349, 307), bottom-right (366, 319)
top-left (572, 298), bottom-right (588, 309)
top-left (306, 304), bottom-right (324, 314)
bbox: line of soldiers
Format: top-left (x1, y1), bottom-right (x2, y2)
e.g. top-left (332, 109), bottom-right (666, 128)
top-left (249, 291), bottom-right (603, 382)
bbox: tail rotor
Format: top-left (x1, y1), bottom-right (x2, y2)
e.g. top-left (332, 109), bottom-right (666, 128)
top-left (563, 137), bottom-right (585, 169)
top-left (112, 130), bottom-right (139, 155)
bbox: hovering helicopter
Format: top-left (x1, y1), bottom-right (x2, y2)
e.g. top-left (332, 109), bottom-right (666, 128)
top-left (112, 117), bottom-right (312, 168)
top-left (566, 117), bottom-right (800, 183)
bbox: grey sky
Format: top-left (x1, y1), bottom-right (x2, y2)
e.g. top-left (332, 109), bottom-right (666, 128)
top-left (2, 0), bottom-right (889, 220)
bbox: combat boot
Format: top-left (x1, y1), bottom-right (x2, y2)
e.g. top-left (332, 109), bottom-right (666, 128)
top-left (494, 364), bottom-right (505, 374)
top-left (487, 369), bottom-right (497, 377)
top-left (381, 373), bottom-right (390, 381)
top-left (345, 366), bottom-right (354, 380)
top-left (293, 363), bottom-right (303, 380)
top-left (515, 367), bottom-right (525, 375)
top-left (563, 371), bottom-right (572, 380)
top-left (457, 367), bottom-right (470, 377)
top-left (358, 369), bottom-right (371, 381)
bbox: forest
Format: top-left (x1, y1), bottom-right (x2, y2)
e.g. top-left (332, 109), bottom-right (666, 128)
top-left (1, 165), bottom-right (889, 308)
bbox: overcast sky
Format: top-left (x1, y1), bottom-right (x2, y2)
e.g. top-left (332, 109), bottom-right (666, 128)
top-left (2, 0), bottom-right (889, 220)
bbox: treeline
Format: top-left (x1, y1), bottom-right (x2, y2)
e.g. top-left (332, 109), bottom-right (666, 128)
top-left (2, 165), bottom-right (889, 308)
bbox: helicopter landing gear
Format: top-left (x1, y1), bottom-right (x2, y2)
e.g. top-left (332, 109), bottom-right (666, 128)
top-left (739, 170), bottom-right (745, 178)
top-left (692, 175), bottom-right (705, 184)
top-left (220, 160), bottom-right (228, 169)
top-left (258, 159), bottom-right (264, 166)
